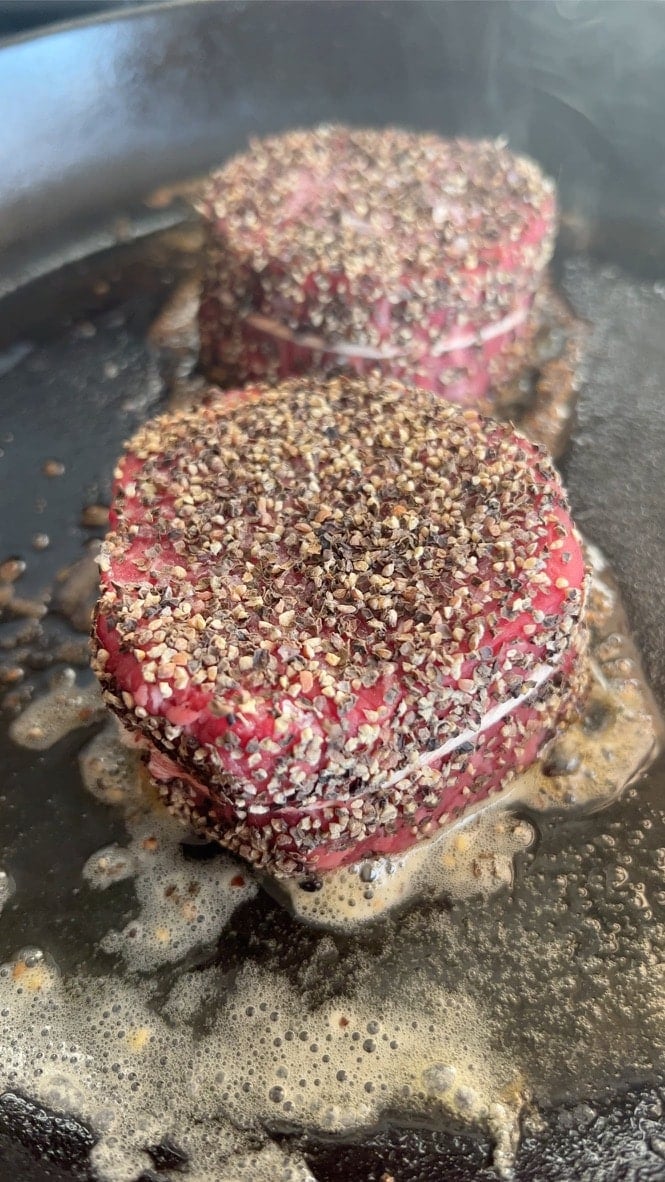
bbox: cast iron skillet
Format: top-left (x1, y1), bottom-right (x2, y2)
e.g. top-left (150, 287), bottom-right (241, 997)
top-left (2, 3), bottom-right (665, 1180)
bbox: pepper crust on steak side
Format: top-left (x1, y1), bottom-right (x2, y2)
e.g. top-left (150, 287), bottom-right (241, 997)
top-left (197, 126), bottom-right (556, 409)
top-left (92, 375), bottom-right (588, 878)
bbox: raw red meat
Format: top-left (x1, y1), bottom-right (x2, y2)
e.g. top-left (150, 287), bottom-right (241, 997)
top-left (197, 126), bottom-right (556, 408)
top-left (92, 375), bottom-right (588, 878)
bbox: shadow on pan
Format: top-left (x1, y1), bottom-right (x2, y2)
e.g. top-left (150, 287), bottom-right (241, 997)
top-left (2, 3), bottom-right (665, 1181)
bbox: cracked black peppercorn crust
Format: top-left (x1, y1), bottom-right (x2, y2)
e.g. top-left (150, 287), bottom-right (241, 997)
top-left (197, 126), bottom-right (556, 407)
top-left (93, 375), bottom-right (588, 877)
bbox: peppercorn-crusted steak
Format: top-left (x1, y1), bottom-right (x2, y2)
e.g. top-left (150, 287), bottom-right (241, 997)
top-left (197, 126), bottom-right (556, 409)
top-left (92, 376), bottom-right (588, 877)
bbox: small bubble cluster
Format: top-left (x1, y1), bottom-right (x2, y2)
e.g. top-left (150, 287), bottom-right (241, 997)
top-left (191, 964), bottom-right (515, 1137)
top-left (272, 806), bottom-right (535, 930)
top-left (80, 724), bottom-right (256, 972)
top-left (9, 667), bottom-right (104, 750)
top-left (0, 868), bottom-right (15, 916)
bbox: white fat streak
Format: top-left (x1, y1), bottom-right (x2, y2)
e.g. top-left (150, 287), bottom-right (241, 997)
top-left (431, 302), bottom-right (529, 355)
top-left (244, 313), bottom-right (405, 360)
top-left (383, 662), bottom-right (554, 792)
top-left (244, 300), bottom-right (529, 362)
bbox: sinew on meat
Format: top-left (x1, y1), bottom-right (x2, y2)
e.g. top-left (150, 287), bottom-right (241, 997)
top-left (92, 375), bottom-right (588, 878)
top-left (197, 126), bottom-right (556, 408)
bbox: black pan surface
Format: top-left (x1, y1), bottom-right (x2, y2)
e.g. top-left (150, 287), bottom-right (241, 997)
top-left (3, 4), bottom-right (665, 1181)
